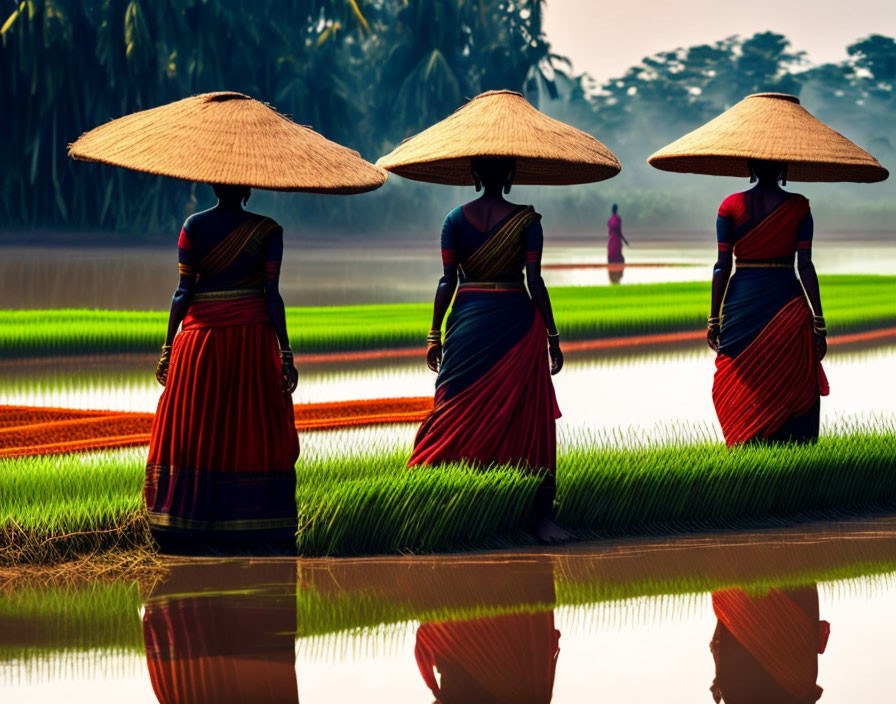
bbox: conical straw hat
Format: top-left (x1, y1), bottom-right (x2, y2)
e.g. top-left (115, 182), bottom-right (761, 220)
top-left (376, 90), bottom-right (620, 185)
top-left (69, 92), bottom-right (387, 194)
top-left (648, 93), bottom-right (888, 183)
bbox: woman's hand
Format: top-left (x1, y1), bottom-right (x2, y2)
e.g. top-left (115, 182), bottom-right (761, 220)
top-left (426, 329), bottom-right (442, 373)
top-left (548, 333), bottom-right (563, 375)
top-left (706, 317), bottom-right (721, 353)
top-left (280, 349), bottom-right (298, 395)
top-left (155, 345), bottom-right (172, 386)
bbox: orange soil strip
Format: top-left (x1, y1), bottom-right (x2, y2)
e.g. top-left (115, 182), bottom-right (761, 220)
top-left (827, 327), bottom-right (896, 346)
top-left (0, 397), bottom-right (433, 459)
top-left (298, 326), bottom-right (896, 364)
top-left (2, 327), bottom-right (892, 460)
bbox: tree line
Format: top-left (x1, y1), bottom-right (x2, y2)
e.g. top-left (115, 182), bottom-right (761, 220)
top-left (1, 1), bottom-right (893, 236)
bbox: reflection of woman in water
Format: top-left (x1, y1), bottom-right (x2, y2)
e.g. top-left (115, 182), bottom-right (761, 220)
top-left (142, 561), bottom-right (299, 704)
top-left (708, 161), bottom-right (828, 446)
top-left (607, 203), bottom-right (628, 264)
top-left (710, 586), bottom-right (829, 704)
top-left (414, 557), bottom-right (560, 704)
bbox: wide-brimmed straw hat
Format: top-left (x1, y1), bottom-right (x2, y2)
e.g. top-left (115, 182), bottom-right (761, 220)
top-left (376, 90), bottom-right (620, 185)
top-left (69, 92), bottom-right (387, 194)
top-left (647, 93), bottom-right (888, 183)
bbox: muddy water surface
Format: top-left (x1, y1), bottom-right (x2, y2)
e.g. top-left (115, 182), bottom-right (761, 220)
top-left (2, 517), bottom-right (895, 702)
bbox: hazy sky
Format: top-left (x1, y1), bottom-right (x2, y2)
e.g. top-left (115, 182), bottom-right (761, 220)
top-left (543, 0), bottom-right (896, 84)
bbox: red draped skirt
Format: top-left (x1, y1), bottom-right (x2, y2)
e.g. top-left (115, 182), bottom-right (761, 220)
top-left (144, 562), bottom-right (298, 704)
top-left (415, 613), bottom-right (560, 704)
top-left (408, 289), bottom-right (560, 520)
top-left (145, 297), bottom-right (299, 548)
top-left (713, 296), bottom-right (829, 447)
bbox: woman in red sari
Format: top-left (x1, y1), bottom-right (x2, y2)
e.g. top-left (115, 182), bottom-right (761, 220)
top-left (414, 557), bottom-right (560, 704)
top-left (707, 161), bottom-right (829, 446)
top-left (146, 184), bottom-right (300, 554)
top-left (710, 585), bottom-right (829, 704)
top-left (143, 561), bottom-right (299, 704)
top-left (606, 203), bottom-right (628, 264)
top-left (409, 157), bottom-right (566, 543)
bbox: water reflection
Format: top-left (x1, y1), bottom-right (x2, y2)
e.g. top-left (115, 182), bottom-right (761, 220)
top-left (1, 342), bottom-right (893, 447)
top-left (2, 518), bottom-right (896, 702)
top-left (608, 263), bottom-right (624, 285)
top-left (4, 235), bottom-right (893, 309)
top-left (142, 561), bottom-right (298, 704)
top-left (709, 586), bottom-right (828, 704)
top-left (414, 559), bottom-right (558, 704)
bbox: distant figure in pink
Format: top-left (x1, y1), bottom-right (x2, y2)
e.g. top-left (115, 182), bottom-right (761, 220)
top-left (607, 203), bottom-right (628, 263)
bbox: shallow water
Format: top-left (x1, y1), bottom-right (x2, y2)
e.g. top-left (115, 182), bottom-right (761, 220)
top-left (3, 233), bottom-right (894, 308)
top-left (2, 339), bottom-right (893, 446)
top-left (2, 517), bottom-right (896, 702)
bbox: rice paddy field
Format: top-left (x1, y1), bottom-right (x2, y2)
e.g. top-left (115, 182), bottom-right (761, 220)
top-left (2, 424), bottom-right (895, 562)
top-left (1, 237), bottom-right (895, 702)
top-left (3, 275), bottom-right (894, 358)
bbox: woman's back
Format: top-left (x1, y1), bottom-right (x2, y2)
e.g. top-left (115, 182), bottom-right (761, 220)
top-left (443, 203), bottom-right (541, 283)
top-left (180, 206), bottom-right (279, 293)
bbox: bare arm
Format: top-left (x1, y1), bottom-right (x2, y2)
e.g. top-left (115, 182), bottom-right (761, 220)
top-left (707, 215), bottom-right (734, 351)
top-left (264, 227), bottom-right (298, 394)
top-left (156, 227), bottom-right (197, 385)
top-left (426, 214), bottom-right (459, 372)
top-left (264, 227), bottom-right (290, 351)
top-left (165, 275), bottom-right (196, 346)
top-left (527, 264), bottom-right (559, 336)
top-left (525, 220), bottom-right (563, 374)
top-left (426, 262), bottom-right (458, 372)
top-left (430, 266), bottom-right (458, 334)
top-left (795, 214), bottom-right (823, 316)
top-left (795, 212), bottom-right (827, 360)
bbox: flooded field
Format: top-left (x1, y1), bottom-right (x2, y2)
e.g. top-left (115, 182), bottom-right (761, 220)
top-left (1, 339), bottom-right (893, 447)
top-left (2, 232), bottom-right (894, 308)
top-left (2, 517), bottom-right (895, 702)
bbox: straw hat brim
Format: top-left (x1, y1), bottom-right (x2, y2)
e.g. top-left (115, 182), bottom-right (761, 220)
top-left (647, 93), bottom-right (888, 183)
top-left (69, 92), bottom-right (387, 194)
top-left (377, 90), bottom-right (621, 186)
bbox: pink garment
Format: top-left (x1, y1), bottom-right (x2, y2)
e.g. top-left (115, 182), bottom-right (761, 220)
top-left (607, 214), bottom-right (624, 263)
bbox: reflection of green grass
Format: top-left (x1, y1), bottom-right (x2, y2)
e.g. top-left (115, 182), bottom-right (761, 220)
top-left (3, 426), bottom-right (895, 562)
top-left (3, 541), bottom-right (895, 676)
top-left (2, 275), bottom-right (894, 358)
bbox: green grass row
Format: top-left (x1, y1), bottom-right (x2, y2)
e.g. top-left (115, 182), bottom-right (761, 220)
top-left (2, 425), bottom-right (895, 562)
top-left (2, 275), bottom-right (894, 358)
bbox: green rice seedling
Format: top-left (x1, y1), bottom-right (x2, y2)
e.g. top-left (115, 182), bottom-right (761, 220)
top-left (2, 426), bottom-right (895, 562)
top-left (0, 448), bottom-right (147, 563)
top-left (557, 428), bottom-right (896, 532)
top-left (2, 275), bottom-right (893, 358)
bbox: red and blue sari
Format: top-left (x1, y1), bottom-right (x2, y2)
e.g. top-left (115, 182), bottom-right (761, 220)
top-left (414, 558), bottom-right (559, 704)
top-left (710, 586), bottom-right (829, 704)
top-left (145, 212), bottom-right (299, 550)
top-left (713, 192), bottom-right (829, 447)
top-left (409, 205), bottom-right (561, 519)
top-left (143, 562), bottom-right (299, 704)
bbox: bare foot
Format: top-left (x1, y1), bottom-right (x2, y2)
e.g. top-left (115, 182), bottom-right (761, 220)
top-left (536, 518), bottom-right (571, 544)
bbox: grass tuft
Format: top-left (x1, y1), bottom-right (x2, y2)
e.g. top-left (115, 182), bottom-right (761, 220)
top-left (1, 426), bottom-right (895, 563)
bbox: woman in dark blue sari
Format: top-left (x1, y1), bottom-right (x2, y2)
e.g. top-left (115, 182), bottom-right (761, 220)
top-left (409, 158), bottom-right (567, 543)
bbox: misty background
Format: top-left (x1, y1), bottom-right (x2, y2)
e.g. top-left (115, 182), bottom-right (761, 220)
top-left (1, 0), bottom-right (894, 242)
